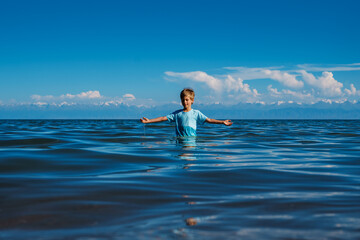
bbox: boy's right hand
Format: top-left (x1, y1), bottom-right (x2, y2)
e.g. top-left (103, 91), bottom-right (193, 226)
top-left (140, 117), bottom-right (150, 123)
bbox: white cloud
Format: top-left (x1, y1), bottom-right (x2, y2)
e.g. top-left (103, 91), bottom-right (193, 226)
top-left (344, 84), bottom-right (359, 96)
top-left (298, 63), bottom-right (360, 72)
top-left (165, 71), bottom-right (260, 103)
top-left (267, 85), bottom-right (281, 96)
top-left (282, 89), bottom-right (312, 99)
top-left (31, 94), bottom-right (54, 101)
top-left (224, 67), bottom-right (303, 89)
top-left (165, 71), bottom-right (260, 95)
top-left (60, 90), bottom-right (101, 99)
top-left (262, 69), bottom-right (303, 88)
top-left (32, 91), bottom-right (102, 102)
top-left (267, 85), bottom-right (313, 104)
top-left (79, 90), bottom-right (101, 99)
top-left (224, 75), bottom-right (259, 96)
top-left (27, 90), bottom-right (141, 107)
top-left (61, 94), bottom-right (75, 99)
top-left (122, 93), bottom-right (136, 101)
top-left (299, 70), bottom-right (343, 96)
top-left (165, 71), bottom-right (223, 92)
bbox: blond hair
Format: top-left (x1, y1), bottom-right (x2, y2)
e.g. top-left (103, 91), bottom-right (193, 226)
top-left (180, 88), bottom-right (195, 101)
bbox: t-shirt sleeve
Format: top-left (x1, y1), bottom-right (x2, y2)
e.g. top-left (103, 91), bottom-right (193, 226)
top-left (197, 111), bottom-right (208, 124)
top-left (166, 112), bottom-right (175, 123)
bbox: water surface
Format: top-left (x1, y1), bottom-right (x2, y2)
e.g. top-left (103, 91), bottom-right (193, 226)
top-left (1, 120), bottom-right (360, 239)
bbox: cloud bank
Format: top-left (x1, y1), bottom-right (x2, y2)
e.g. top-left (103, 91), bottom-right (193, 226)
top-left (27, 90), bottom-right (139, 107)
top-left (1, 63), bottom-right (360, 119)
top-left (299, 71), bottom-right (343, 96)
top-left (165, 63), bottom-right (360, 105)
top-left (31, 90), bottom-right (102, 102)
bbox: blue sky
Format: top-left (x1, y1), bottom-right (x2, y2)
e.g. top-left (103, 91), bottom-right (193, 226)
top-left (1, 0), bottom-right (360, 109)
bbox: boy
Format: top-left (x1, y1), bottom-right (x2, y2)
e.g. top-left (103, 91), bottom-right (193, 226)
top-left (140, 88), bottom-right (232, 137)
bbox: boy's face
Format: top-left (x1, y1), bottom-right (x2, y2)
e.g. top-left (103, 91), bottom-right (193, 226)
top-left (181, 95), bottom-right (194, 109)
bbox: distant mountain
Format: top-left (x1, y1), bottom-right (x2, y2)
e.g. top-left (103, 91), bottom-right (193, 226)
top-left (197, 102), bottom-right (360, 119)
top-left (1, 101), bottom-right (360, 119)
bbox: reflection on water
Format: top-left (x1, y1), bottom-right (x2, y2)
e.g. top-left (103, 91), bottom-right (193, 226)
top-left (177, 136), bottom-right (197, 148)
top-left (0, 120), bottom-right (360, 240)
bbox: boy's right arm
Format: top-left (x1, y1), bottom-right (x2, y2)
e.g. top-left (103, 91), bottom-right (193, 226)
top-left (140, 116), bottom-right (167, 124)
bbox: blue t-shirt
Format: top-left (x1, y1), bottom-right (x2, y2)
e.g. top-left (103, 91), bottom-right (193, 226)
top-left (166, 109), bottom-right (208, 136)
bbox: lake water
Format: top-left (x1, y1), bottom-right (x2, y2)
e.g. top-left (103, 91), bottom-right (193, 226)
top-left (0, 120), bottom-right (360, 240)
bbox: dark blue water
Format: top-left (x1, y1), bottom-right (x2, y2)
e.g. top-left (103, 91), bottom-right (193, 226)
top-left (0, 120), bottom-right (359, 240)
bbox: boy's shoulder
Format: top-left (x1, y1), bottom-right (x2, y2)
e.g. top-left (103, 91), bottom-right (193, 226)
top-left (171, 109), bottom-right (183, 115)
top-left (191, 109), bottom-right (204, 115)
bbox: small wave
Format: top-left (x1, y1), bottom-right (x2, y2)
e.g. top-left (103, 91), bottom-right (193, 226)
top-left (0, 120), bottom-right (359, 239)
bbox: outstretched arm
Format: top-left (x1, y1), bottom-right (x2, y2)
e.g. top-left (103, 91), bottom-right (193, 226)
top-left (205, 118), bottom-right (233, 126)
top-left (140, 116), bottom-right (168, 124)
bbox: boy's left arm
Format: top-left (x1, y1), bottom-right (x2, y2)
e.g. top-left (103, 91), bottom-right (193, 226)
top-left (205, 118), bottom-right (233, 126)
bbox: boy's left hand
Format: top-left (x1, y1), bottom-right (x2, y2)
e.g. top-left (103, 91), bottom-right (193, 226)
top-left (223, 120), bottom-right (233, 126)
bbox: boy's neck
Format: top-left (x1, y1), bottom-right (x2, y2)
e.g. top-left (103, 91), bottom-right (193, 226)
top-left (183, 106), bottom-right (192, 112)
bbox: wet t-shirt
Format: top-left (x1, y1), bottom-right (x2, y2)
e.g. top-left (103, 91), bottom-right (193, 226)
top-left (166, 109), bottom-right (208, 137)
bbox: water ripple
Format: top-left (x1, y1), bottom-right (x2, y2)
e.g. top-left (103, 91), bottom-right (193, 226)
top-left (0, 120), bottom-right (359, 239)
